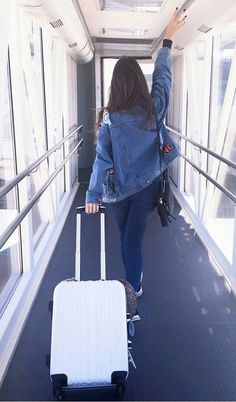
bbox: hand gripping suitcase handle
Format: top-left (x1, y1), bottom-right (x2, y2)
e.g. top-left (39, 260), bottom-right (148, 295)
top-left (76, 206), bottom-right (105, 214)
top-left (75, 206), bottom-right (106, 280)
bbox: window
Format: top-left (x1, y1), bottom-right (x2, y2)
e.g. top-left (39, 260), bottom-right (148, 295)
top-left (43, 37), bottom-right (66, 202)
top-left (66, 56), bottom-right (78, 187)
top-left (204, 28), bottom-right (236, 263)
top-left (184, 41), bottom-right (209, 209)
top-left (0, 59), bottom-right (22, 313)
top-left (173, 25), bottom-right (236, 265)
top-left (18, 14), bottom-right (49, 241)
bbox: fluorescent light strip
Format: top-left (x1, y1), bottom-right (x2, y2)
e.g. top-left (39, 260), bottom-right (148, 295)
top-left (102, 27), bottom-right (148, 36)
top-left (99, 0), bottom-right (164, 12)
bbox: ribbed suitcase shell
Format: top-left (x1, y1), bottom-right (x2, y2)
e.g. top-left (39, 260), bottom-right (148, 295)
top-left (50, 207), bottom-right (129, 395)
top-left (50, 279), bottom-right (128, 387)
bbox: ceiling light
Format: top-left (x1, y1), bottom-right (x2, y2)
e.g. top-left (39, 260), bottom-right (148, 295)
top-left (99, 0), bottom-right (165, 13)
top-left (102, 27), bottom-right (148, 36)
top-left (134, 7), bottom-right (162, 12)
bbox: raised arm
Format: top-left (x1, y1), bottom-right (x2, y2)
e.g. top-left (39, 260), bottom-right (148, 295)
top-left (151, 7), bottom-right (187, 123)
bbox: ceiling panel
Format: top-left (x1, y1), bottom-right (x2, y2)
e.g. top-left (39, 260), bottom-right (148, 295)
top-left (76, 0), bottom-right (236, 58)
top-left (77, 0), bottom-right (185, 40)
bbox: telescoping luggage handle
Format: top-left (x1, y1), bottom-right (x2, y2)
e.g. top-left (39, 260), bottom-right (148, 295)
top-left (75, 206), bottom-right (106, 281)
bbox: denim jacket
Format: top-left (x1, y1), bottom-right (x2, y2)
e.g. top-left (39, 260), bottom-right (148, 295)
top-left (86, 47), bottom-right (179, 204)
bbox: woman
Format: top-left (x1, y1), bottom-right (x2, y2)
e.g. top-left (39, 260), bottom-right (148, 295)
top-left (85, 8), bottom-right (187, 295)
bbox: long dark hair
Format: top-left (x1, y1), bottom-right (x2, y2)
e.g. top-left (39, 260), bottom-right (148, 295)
top-left (97, 56), bottom-right (154, 128)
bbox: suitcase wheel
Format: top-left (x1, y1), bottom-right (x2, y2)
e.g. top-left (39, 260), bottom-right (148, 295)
top-left (116, 383), bottom-right (125, 399)
top-left (112, 371), bottom-right (126, 400)
top-left (55, 390), bottom-right (63, 400)
top-left (51, 374), bottom-right (67, 400)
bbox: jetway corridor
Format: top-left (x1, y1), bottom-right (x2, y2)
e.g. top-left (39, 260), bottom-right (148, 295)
top-left (1, 184), bottom-right (236, 401)
top-left (1, 0), bottom-right (236, 400)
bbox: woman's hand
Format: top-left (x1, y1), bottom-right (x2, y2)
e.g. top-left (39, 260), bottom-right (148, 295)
top-left (164, 7), bottom-right (187, 40)
top-left (85, 203), bottom-right (100, 214)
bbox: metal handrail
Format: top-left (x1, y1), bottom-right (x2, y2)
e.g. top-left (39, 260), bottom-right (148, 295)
top-left (166, 125), bottom-right (236, 170)
top-left (0, 138), bottom-right (83, 251)
top-left (0, 125), bottom-right (83, 199)
top-left (180, 152), bottom-right (236, 204)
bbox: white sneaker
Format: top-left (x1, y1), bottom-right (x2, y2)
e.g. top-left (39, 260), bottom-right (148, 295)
top-left (136, 287), bottom-right (143, 298)
top-left (135, 272), bottom-right (143, 297)
top-left (140, 272), bottom-right (143, 282)
top-left (132, 310), bottom-right (141, 321)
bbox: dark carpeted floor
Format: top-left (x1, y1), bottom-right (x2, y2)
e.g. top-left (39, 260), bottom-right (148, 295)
top-left (1, 183), bottom-right (236, 401)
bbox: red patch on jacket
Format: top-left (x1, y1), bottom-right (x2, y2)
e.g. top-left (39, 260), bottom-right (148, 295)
top-left (162, 144), bottom-right (173, 154)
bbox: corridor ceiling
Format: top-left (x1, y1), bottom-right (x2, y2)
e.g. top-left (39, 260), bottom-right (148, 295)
top-left (76, 0), bottom-right (236, 57)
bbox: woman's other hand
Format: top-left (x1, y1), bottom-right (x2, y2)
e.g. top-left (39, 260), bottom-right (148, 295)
top-left (85, 203), bottom-right (100, 214)
top-left (164, 7), bottom-right (187, 40)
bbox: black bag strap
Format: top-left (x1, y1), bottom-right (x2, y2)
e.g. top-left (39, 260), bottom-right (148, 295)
top-left (155, 114), bottom-right (176, 224)
top-left (155, 113), bottom-right (169, 180)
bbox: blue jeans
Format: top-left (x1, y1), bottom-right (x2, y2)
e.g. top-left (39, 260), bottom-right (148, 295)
top-left (110, 177), bottom-right (161, 292)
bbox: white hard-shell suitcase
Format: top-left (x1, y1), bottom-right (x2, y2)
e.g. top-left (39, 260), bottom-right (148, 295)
top-left (50, 206), bottom-right (129, 400)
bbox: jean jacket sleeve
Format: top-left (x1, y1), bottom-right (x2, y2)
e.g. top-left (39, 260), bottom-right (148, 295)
top-left (85, 122), bottom-right (113, 204)
top-left (151, 47), bottom-right (172, 125)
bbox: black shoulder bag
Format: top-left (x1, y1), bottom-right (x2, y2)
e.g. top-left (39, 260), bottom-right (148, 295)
top-left (155, 115), bottom-right (176, 227)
